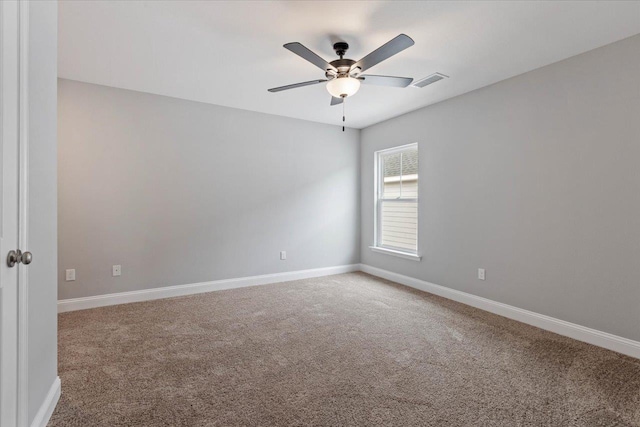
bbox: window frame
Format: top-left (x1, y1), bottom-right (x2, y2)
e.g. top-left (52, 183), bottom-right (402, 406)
top-left (371, 143), bottom-right (421, 261)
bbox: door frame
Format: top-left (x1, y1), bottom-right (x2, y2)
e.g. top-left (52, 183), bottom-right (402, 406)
top-left (17, 1), bottom-right (30, 424)
top-left (0, 0), bottom-right (30, 425)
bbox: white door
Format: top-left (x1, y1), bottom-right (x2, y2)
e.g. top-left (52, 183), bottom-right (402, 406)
top-left (1, 1), bottom-right (29, 425)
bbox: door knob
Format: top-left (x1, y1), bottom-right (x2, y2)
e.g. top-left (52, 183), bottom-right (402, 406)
top-left (7, 250), bottom-right (19, 267)
top-left (6, 250), bottom-right (32, 267)
top-left (21, 251), bottom-right (32, 265)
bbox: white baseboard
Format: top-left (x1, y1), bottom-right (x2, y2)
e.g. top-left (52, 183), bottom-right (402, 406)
top-left (58, 264), bottom-right (360, 313)
top-left (57, 262), bottom-right (640, 359)
top-left (30, 376), bottom-right (60, 427)
top-left (360, 264), bottom-right (640, 360)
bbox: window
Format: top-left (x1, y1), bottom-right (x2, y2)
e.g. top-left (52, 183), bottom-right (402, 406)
top-left (372, 144), bottom-right (420, 260)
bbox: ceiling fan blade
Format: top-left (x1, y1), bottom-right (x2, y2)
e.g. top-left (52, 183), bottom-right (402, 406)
top-left (359, 75), bottom-right (413, 88)
top-left (351, 34), bottom-right (414, 74)
top-left (284, 42), bottom-right (338, 73)
top-left (268, 79), bottom-right (327, 93)
top-left (330, 96), bottom-right (344, 106)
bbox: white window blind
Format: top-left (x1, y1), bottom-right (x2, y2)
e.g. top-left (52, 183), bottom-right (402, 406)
top-left (375, 144), bottom-right (418, 254)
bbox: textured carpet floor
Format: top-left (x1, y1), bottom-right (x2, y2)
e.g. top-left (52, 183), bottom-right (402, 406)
top-left (50, 272), bottom-right (640, 426)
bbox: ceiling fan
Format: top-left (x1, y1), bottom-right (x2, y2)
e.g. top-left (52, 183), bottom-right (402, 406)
top-left (268, 34), bottom-right (415, 129)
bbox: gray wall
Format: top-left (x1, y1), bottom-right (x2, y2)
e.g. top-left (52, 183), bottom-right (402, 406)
top-left (361, 34), bottom-right (640, 342)
top-left (28, 1), bottom-right (58, 424)
top-left (58, 80), bottom-right (360, 300)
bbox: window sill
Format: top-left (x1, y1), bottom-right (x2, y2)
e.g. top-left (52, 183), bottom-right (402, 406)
top-left (369, 246), bottom-right (422, 261)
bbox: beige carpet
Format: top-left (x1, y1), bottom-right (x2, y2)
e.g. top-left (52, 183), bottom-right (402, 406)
top-left (50, 272), bottom-right (640, 426)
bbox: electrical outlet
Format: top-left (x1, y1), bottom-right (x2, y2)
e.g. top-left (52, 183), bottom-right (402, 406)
top-left (280, 251), bottom-right (286, 260)
top-left (65, 269), bottom-right (76, 281)
top-left (112, 265), bottom-right (121, 277)
top-left (478, 268), bottom-right (486, 281)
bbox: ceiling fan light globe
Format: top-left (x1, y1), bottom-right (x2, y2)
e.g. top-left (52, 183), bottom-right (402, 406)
top-left (326, 76), bottom-right (360, 98)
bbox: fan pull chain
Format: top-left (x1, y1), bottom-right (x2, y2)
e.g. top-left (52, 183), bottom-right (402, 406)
top-left (342, 96), bottom-right (346, 132)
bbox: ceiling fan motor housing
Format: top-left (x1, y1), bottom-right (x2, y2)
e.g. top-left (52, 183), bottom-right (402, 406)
top-left (326, 58), bottom-right (356, 79)
top-left (328, 42), bottom-right (357, 78)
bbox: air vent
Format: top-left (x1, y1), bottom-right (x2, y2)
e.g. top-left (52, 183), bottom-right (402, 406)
top-left (412, 73), bottom-right (448, 88)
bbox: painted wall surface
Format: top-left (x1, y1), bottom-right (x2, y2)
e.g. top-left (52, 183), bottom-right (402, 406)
top-left (361, 35), bottom-right (640, 341)
top-left (28, 1), bottom-right (58, 423)
top-left (58, 80), bottom-right (360, 299)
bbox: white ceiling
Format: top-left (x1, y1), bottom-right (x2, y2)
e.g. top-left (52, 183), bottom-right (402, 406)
top-left (58, 1), bottom-right (640, 129)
